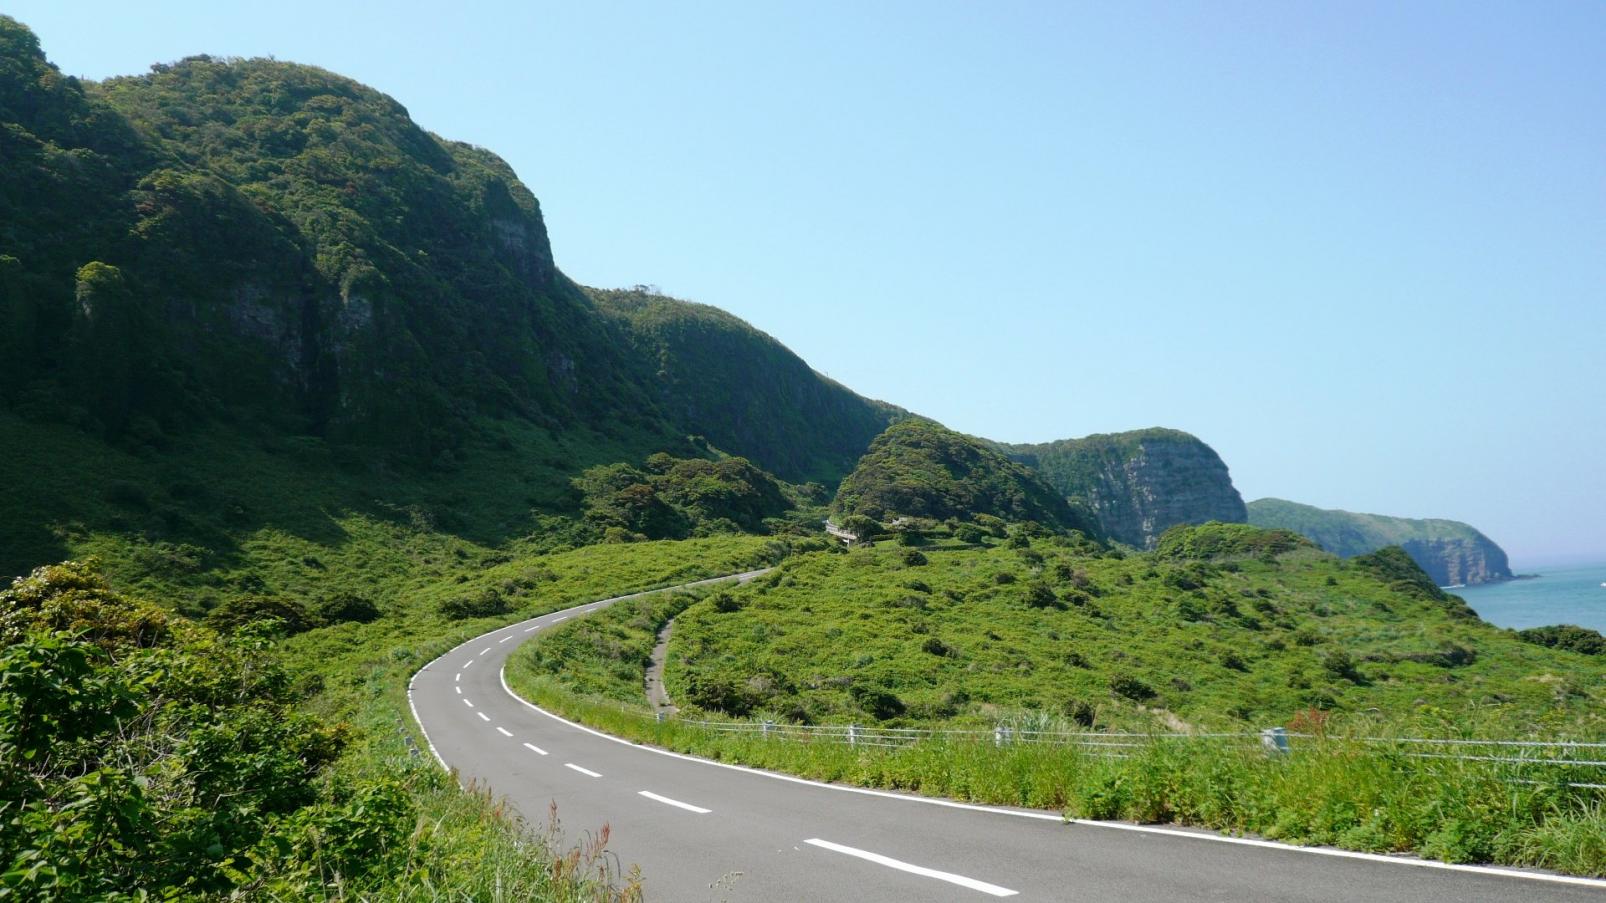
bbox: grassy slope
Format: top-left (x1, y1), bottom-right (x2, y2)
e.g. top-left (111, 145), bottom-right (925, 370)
top-left (0, 409), bottom-right (667, 584)
top-left (506, 547), bottom-right (1606, 875)
top-left (666, 540), bottom-right (1603, 736)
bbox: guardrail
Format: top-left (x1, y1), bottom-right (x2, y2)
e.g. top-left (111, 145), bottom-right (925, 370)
top-left (654, 714), bottom-right (1606, 787)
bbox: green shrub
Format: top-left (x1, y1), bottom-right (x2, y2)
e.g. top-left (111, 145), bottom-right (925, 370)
top-left (438, 587), bottom-right (511, 620)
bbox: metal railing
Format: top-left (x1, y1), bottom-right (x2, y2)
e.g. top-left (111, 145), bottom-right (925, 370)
top-left (651, 714), bottom-right (1606, 786)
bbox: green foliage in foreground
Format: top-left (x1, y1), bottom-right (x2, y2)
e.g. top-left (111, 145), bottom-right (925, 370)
top-left (1, 562), bottom-right (410, 899)
top-left (509, 639), bottom-right (1606, 877)
top-left (831, 419), bottom-right (1099, 536)
top-left (666, 527), bottom-right (1606, 735)
top-left (0, 535), bottom-right (776, 899)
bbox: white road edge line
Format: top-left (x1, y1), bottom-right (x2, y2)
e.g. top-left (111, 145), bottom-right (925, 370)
top-left (476, 711), bottom-right (491, 722)
top-left (564, 763), bottom-right (602, 778)
top-left (804, 838), bottom-right (1017, 897)
top-left (638, 790), bottom-right (711, 814)
top-left (406, 680), bottom-right (448, 770)
top-left (522, 742), bottom-right (548, 755)
top-left (496, 727), bottom-right (513, 737)
top-left (492, 662), bottom-right (1606, 890)
top-left (405, 573), bottom-right (771, 792)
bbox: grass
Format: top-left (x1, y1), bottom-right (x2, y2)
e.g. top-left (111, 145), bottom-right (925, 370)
top-left (504, 542), bottom-right (1606, 877)
top-left (663, 539), bottom-right (1606, 736)
top-left (275, 536), bottom-right (781, 898)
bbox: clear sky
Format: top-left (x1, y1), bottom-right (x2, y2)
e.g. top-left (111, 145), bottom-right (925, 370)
top-left (10, 2), bottom-right (1604, 566)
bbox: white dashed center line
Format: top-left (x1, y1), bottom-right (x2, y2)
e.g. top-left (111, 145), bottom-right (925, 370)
top-left (554, 615), bottom-right (568, 622)
top-left (479, 647), bottom-right (491, 656)
top-left (496, 727), bottom-right (512, 737)
top-left (564, 763), bottom-right (601, 778)
top-left (462, 699), bottom-right (474, 708)
top-left (499, 636), bottom-right (512, 643)
top-left (462, 659), bottom-right (474, 669)
top-left (476, 712), bottom-right (491, 722)
top-left (455, 672), bottom-right (461, 682)
top-left (638, 790), bottom-right (711, 814)
top-left (522, 742), bottom-right (548, 755)
top-left (524, 625), bottom-right (539, 632)
top-left (455, 686), bottom-right (462, 695)
top-left (803, 838), bottom-right (1018, 897)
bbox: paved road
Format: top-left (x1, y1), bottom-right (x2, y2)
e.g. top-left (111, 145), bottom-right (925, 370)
top-left (411, 573), bottom-right (1606, 902)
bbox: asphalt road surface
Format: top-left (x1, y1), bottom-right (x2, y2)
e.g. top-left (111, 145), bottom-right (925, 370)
top-left (410, 572), bottom-right (1606, 902)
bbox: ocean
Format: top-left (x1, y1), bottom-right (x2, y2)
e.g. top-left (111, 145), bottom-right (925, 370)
top-left (1450, 562), bottom-right (1606, 632)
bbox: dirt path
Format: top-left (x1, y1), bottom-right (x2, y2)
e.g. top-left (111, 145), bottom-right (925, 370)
top-left (645, 618), bottom-right (677, 715)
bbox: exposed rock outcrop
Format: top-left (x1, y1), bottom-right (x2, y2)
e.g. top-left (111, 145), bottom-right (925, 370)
top-left (1247, 498), bottom-right (1513, 586)
top-left (1000, 428), bottom-right (1247, 549)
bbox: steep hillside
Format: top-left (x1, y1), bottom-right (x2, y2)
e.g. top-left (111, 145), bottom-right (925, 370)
top-left (1248, 498), bottom-right (1514, 586)
top-left (1001, 428), bottom-right (1246, 549)
top-left (0, 17), bottom-right (894, 578)
top-left (832, 420), bottom-right (1099, 535)
top-left (589, 287), bottom-right (903, 485)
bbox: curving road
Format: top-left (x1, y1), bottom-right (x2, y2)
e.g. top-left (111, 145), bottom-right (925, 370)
top-left (410, 572), bottom-right (1606, 902)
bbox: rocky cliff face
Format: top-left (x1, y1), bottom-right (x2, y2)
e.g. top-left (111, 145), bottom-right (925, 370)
top-left (1001, 428), bottom-right (1247, 549)
top-left (1247, 498), bottom-right (1513, 586)
top-left (1399, 539), bottom-right (1511, 587)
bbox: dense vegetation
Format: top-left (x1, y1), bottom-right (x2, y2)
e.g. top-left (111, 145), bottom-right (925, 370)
top-left (665, 526), bottom-right (1603, 734)
top-left (0, 535), bottom-right (776, 899)
top-left (1248, 497), bottom-right (1514, 584)
top-left (0, 560), bottom-right (641, 900)
top-left (573, 452), bottom-right (812, 542)
top-left (0, 14), bottom-right (892, 578)
top-left (831, 419), bottom-right (1099, 536)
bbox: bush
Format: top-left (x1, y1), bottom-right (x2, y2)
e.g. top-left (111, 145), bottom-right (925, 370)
top-left (1109, 673), bottom-right (1156, 701)
top-left (207, 596), bottom-right (317, 635)
top-left (1517, 624), bottom-right (1605, 656)
top-left (315, 591), bottom-right (380, 624)
top-left (1024, 582), bottom-right (1061, 609)
top-left (850, 684), bottom-right (906, 720)
top-left (439, 587), bottom-right (511, 620)
top-left (901, 549), bottom-right (928, 566)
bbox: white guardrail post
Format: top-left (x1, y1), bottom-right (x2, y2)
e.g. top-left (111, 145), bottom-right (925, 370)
top-left (848, 724), bottom-right (858, 747)
top-left (1261, 726), bottom-right (1290, 755)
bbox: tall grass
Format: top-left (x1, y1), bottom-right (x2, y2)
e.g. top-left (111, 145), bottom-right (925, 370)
top-left (508, 642), bottom-right (1606, 878)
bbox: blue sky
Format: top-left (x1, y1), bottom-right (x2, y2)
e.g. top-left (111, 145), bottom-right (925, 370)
top-left (11, 2), bottom-right (1604, 565)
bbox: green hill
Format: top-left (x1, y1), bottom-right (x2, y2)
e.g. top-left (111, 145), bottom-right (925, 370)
top-left (1001, 428), bottom-right (1247, 549)
top-left (664, 524), bottom-right (1601, 734)
top-left (0, 16), bottom-right (893, 581)
top-left (1247, 498), bottom-right (1514, 586)
top-left (831, 420), bottom-right (1100, 535)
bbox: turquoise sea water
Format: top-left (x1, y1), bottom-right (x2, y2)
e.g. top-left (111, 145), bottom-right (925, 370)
top-left (1451, 562), bottom-right (1606, 632)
